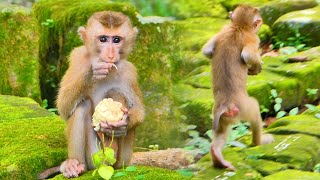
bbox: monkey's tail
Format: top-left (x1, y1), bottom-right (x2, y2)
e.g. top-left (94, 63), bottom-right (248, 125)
top-left (213, 105), bottom-right (228, 131)
top-left (37, 166), bottom-right (60, 180)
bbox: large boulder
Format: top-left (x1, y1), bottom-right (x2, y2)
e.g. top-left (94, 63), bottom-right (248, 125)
top-left (0, 5), bottom-right (41, 102)
top-left (273, 6), bottom-right (320, 47)
top-left (260, 0), bottom-right (318, 26)
top-left (0, 95), bottom-right (66, 179)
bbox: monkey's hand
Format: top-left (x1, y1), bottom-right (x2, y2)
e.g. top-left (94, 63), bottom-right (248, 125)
top-left (100, 108), bottom-right (129, 137)
top-left (92, 60), bottom-right (116, 80)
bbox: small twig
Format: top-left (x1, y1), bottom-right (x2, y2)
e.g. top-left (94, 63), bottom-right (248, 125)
top-left (112, 64), bottom-right (118, 70)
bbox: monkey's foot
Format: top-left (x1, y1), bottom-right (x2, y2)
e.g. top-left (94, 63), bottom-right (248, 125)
top-left (60, 159), bottom-right (85, 178)
top-left (211, 146), bottom-right (235, 171)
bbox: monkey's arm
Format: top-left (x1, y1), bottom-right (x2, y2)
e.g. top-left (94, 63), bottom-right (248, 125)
top-left (57, 46), bottom-right (92, 120)
top-left (202, 36), bottom-right (216, 59)
top-left (127, 80), bottom-right (145, 129)
top-left (241, 44), bottom-right (263, 75)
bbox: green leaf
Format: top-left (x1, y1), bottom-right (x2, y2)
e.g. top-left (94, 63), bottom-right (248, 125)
top-left (92, 150), bottom-right (104, 167)
top-left (183, 145), bottom-right (195, 150)
top-left (305, 104), bottom-right (317, 111)
top-left (274, 103), bottom-right (281, 112)
top-left (296, 44), bottom-right (306, 50)
top-left (205, 129), bottom-right (213, 140)
top-left (187, 125), bottom-right (197, 130)
top-left (125, 166), bottom-right (137, 172)
top-left (136, 174), bottom-right (145, 180)
top-left (104, 148), bottom-right (116, 165)
top-left (275, 98), bottom-right (282, 104)
top-left (113, 171), bottom-right (127, 177)
top-left (313, 163), bottom-right (320, 173)
top-left (276, 111), bottom-right (286, 119)
top-left (271, 89), bottom-right (278, 98)
top-left (315, 113), bottom-right (320, 119)
top-left (289, 107), bottom-right (299, 116)
top-left (92, 169), bottom-right (98, 177)
top-left (98, 165), bottom-right (114, 180)
top-left (188, 130), bottom-right (199, 138)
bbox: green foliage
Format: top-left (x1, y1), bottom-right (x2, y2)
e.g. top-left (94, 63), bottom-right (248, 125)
top-left (92, 133), bottom-right (116, 180)
top-left (270, 89), bottom-right (300, 119)
top-left (184, 122), bottom-right (248, 155)
top-left (112, 0), bottom-right (227, 19)
top-left (306, 88), bottom-right (318, 101)
top-left (272, 27), bottom-right (311, 51)
top-left (258, 24), bottom-right (272, 44)
top-left (314, 163), bottom-right (320, 173)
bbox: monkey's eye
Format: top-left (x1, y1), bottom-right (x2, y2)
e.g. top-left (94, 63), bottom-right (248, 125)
top-left (99, 36), bottom-right (108, 43)
top-left (113, 36), bottom-right (121, 44)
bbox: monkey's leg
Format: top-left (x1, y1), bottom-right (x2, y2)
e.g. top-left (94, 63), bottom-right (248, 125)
top-left (114, 129), bottom-right (135, 168)
top-left (85, 108), bottom-right (99, 170)
top-left (240, 97), bottom-right (274, 146)
top-left (61, 100), bottom-right (90, 178)
top-left (211, 117), bottom-right (235, 171)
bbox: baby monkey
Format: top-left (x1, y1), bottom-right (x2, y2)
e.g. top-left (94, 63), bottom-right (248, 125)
top-left (202, 5), bottom-right (274, 170)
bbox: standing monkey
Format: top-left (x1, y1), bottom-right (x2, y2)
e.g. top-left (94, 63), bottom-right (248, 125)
top-left (39, 11), bottom-right (144, 179)
top-left (202, 5), bottom-right (274, 170)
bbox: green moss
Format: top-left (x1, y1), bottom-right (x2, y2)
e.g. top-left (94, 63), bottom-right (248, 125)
top-left (267, 115), bottom-right (320, 137)
top-left (220, 0), bottom-right (271, 11)
top-left (194, 150), bottom-right (262, 180)
top-left (272, 6), bottom-right (320, 47)
top-left (0, 117), bottom-right (66, 179)
top-left (0, 95), bottom-right (52, 121)
top-left (170, 0), bottom-right (228, 19)
top-left (52, 166), bottom-right (190, 180)
top-left (260, 0), bottom-right (317, 26)
top-left (0, 95), bottom-right (66, 179)
top-left (0, 5), bottom-right (41, 102)
top-left (258, 24), bottom-right (272, 44)
top-left (172, 84), bottom-right (213, 132)
top-left (263, 169), bottom-right (320, 179)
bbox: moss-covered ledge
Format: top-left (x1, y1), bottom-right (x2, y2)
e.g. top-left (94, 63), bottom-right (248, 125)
top-left (0, 5), bottom-right (41, 102)
top-left (193, 108), bottom-right (320, 179)
top-left (0, 95), bottom-right (66, 179)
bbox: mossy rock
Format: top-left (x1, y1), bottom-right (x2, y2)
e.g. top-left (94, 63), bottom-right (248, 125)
top-left (264, 47), bottom-right (320, 100)
top-left (173, 17), bottom-right (227, 77)
top-left (267, 114), bottom-right (320, 137)
top-left (263, 169), bottom-right (320, 179)
top-left (51, 166), bottom-right (190, 180)
top-left (259, 0), bottom-right (317, 26)
top-left (194, 110), bottom-right (320, 179)
top-left (272, 6), bottom-right (320, 47)
top-left (0, 5), bottom-right (41, 103)
top-left (219, 0), bottom-right (271, 11)
top-left (172, 83), bottom-right (213, 131)
top-left (0, 95), bottom-right (66, 179)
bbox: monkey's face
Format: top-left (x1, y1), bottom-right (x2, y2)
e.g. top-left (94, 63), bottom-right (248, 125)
top-left (96, 34), bottom-right (123, 63)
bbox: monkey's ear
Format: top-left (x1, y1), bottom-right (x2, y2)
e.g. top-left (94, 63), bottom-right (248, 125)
top-left (77, 26), bottom-right (87, 41)
top-left (228, 11), bottom-right (233, 20)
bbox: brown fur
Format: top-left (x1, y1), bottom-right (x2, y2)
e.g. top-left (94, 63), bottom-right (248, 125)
top-left (39, 11), bottom-right (144, 179)
top-left (202, 5), bottom-right (274, 171)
